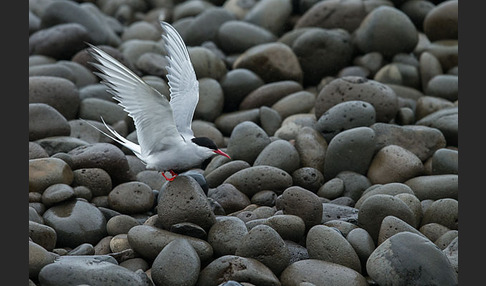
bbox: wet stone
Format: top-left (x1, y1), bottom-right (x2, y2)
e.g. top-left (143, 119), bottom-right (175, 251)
top-left (41, 183), bottom-right (75, 207)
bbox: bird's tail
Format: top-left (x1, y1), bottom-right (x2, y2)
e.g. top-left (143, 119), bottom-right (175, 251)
top-left (81, 117), bottom-right (145, 162)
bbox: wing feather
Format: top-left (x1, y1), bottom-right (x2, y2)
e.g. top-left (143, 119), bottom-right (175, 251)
top-left (87, 44), bottom-right (184, 159)
top-left (160, 21), bottom-right (199, 141)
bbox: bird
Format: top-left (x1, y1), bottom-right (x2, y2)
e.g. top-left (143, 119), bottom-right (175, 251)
top-left (84, 21), bottom-right (230, 181)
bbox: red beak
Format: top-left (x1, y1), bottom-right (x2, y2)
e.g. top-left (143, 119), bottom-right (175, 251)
top-left (214, 149), bottom-right (231, 159)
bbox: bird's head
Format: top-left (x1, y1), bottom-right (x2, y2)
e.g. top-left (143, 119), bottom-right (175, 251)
top-left (191, 137), bottom-right (231, 159)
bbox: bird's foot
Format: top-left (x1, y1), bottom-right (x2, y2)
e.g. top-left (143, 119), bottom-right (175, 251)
top-left (162, 170), bottom-right (178, 181)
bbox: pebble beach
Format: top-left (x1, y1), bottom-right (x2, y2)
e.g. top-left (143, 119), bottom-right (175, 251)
top-left (29, 0), bottom-right (459, 285)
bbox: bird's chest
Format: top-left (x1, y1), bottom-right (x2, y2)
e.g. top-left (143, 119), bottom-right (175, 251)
top-left (146, 146), bottom-right (205, 172)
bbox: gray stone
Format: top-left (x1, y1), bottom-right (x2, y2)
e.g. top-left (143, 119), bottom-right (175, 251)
top-left (291, 167), bottom-right (324, 193)
top-left (29, 23), bottom-right (89, 59)
top-left (233, 43), bottom-right (303, 84)
top-left (423, 0), bottom-right (458, 42)
top-left (208, 183), bottom-right (251, 214)
top-left (377, 215), bottom-right (426, 246)
top-left (307, 225), bottom-right (361, 272)
top-left (315, 77), bottom-right (398, 123)
top-left (43, 200), bottom-right (107, 248)
top-left (157, 175), bottom-right (216, 231)
top-left (254, 139), bottom-right (300, 174)
top-left (197, 255), bottom-right (280, 286)
top-left (38, 255), bottom-right (151, 286)
top-left (235, 224), bottom-right (290, 275)
top-left (205, 160), bottom-right (251, 188)
top-left (108, 181), bottom-right (154, 214)
top-left (29, 221), bottom-right (57, 251)
top-left (316, 100), bottom-right (376, 142)
top-left (278, 186), bottom-right (323, 230)
top-left (195, 78), bottom-right (224, 122)
top-left (220, 68), bottom-right (265, 112)
top-left (404, 174), bottom-right (458, 200)
top-left (431, 148), bottom-right (458, 175)
top-left (106, 214), bottom-right (141, 236)
top-left (346, 227), bottom-right (375, 267)
top-left (72, 168), bottom-right (112, 197)
top-left (41, 183), bottom-right (75, 207)
top-left (292, 28), bottom-right (354, 85)
top-left (294, 127), bottom-right (327, 173)
top-left (425, 75), bottom-right (458, 101)
top-left (184, 7), bottom-right (236, 46)
top-left (29, 157), bottom-right (74, 193)
top-left (208, 216), bottom-right (249, 257)
top-left (35, 136), bottom-right (89, 156)
top-left (243, 0), bottom-right (292, 36)
top-left (188, 46), bottom-right (228, 81)
top-left (354, 6), bottom-right (418, 57)
top-left (357, 194), bottom-right (416, 243)
top-left (367, 145), bottom-right (424, 184)
top-left (127, 225), bottom-right (213, 264)
top-left (151, 239), bottom-right (200, 286)
top-left (29, 241), bottom-right (58, 281)
top-left (280, 259), bottom-right (368, 286)
top-left (415, 95), bottom-right (454, 121)
top-left (367, 232), bottom-right (458, 285)
top-left (217, 20), bottom-right (277, 54)
top-left (323, 127), bottom-right (376, 181)
top-left (29, 103), bottom-right (71, 141)
top-left (78, 98), bottom-right (128, 125)
top-left (264, 215), bottom-right (306, 243)
top-left (321, 203), bottom-right (359, 224)
top-left (29, 142), bottom-right (49, 159)
top-left (374, 63), bottom-right (420, 90)
top-left (421, 198), bottom-right (458, 230)
top-left (226, 121), bottom-right (271, 164)
top-left (271, 91), bottom-right (315, 119)
top-left (215, 109), bottom-right (261, 136)
top-left (240, 80), bottom-right (303, 111)
top-left (416, 107), bottom-right (458, 146)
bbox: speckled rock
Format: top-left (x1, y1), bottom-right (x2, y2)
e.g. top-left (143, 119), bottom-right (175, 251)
top-left (38, 255), bottom-right (151, 286)
top-left (43, 199), bottom-right (107, 248)
top-left (239, 80), bottom-right (303, 110)
top-left (354, 6), bottom-right (418, 57)
top-left (280, 259), bottom-right (368, 286)
top-left (377, 215), bottom-right (426, 246)
top-left (208, 183), bottom-right (251, 214)
top-left (197, 255), bottom-right (280, 286)
top-left (29, 157), bottom-right (74, 193)
top-left (323, 127), bottom-right (376, 181)
top-left (278, 186), bottom-right (323, 230)
top-left (108, 181), bottom-right (154, 214)
top-left (367, 232), bottom-right (458, 285)
top-left (404, 174), bottom-right (458, 200)
top-left (35, 136), bottom-right (89, 156)
top-left (371, 123), bottom-right (446, 161)
top-left (315, 100), bottom-right (376, 142)
top-left (357, 194), bottom-right (416, 242)
top-left (291, 167), bottom-right (324, 193)
top-left (235, 224), bottom-right (290, 275)
top-left (127, 225), bottom-right (213, 263)
top-left (243, 0), bottom-right (292, 36)
top-left (321, 203), bottom-right (359, 224)
top-left (435, 230), bottom-right (458, 250)
top-left (151, 239), bottom-right (200, 286)
top-left (208, 216), bottom-right (249, 257)
top-left (315, 77), bottom-right (399, 123)
top-left (233, 42), bottom-right (303, 84)
top-left (355, 182), bottom-right (415, 210)
top-left (307, 225), bottom-right (361, 272)
top-left (367, 145), bottom-right (424, 184)
top-left (423, 0), bottom-right (458, 41)
top-left (431, 148), bottom-right (458, 175)
top-left (292, 28), bottom-right (354, 85)
top-left (224, 165), bottom-right (293, 197)
top-left (68, 143), bottom-right (132, 184)
top-left (157, 175), bottom-right (216, 231)
top-left (29, 103), bottom-right (71, 141)
top-left (254, 139), bottom-right (300, 174)
top-left (226, 121), bottom-right (271, 164)
top-left (72, 168), bottom-right (112, 197)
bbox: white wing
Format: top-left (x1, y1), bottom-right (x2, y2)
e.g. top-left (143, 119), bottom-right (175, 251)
top-left (87, 44), bottom-right (184, 159)
top-left (160, 21), bottom-right (199, 141)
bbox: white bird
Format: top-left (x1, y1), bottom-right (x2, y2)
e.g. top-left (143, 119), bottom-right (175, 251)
top-left (85, 21), bottom-right (230, 181)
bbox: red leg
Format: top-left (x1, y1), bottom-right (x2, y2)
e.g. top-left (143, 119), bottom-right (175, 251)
top-left (161, 170), bottom-right (177, 181)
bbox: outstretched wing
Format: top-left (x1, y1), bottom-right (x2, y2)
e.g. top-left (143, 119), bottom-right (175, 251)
top-left (160, 21), bottom-right (199, 141)
top-left (87, 44), bottom-right (184, 158)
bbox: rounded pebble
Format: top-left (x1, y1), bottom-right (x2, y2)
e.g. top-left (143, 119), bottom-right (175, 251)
top-left (226, 121), bottom-right (271, 164)
top-left (41, 183), bottom-right (75, 207)
top-left (253, 139), bottom-right (300, 174)
top-left (366, 232), bottom-right (458, 285)
top-left (278, 186), bottom-right (323, 230)
top-left (29, 103), bottom-right (71, 141)
top-left (404, 174), bottom-right (458, 200)
top-left (208, 183), bottom-right (251, 214)
top-left (29, 157), bottom-right (74, 193)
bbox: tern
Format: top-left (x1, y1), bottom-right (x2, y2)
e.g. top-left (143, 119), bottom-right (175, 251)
top-left (85, 21), bottom-right (230, 181)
